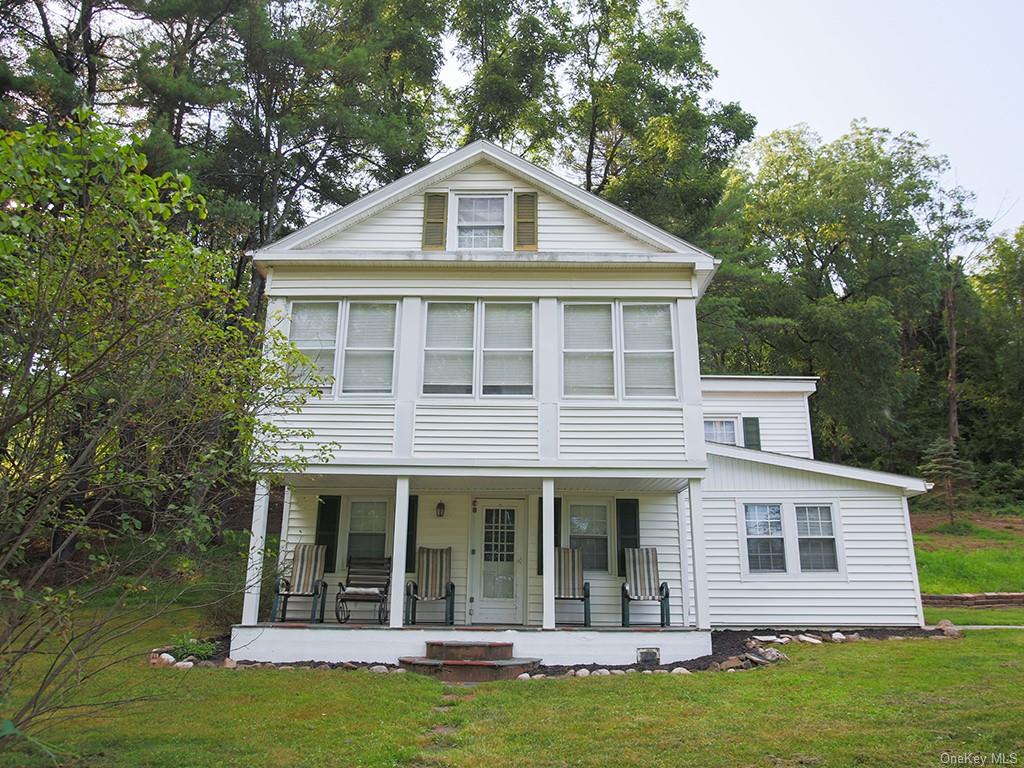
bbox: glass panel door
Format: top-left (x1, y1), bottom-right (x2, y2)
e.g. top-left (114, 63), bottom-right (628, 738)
top-left (482, 507), bottom-right (516, 599)
top-left (472, 499), bottom-right (524, 625)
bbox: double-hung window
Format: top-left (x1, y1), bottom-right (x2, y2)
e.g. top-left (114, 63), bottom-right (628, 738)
top-left (288, 302), bottom-right (339, 393)
top-left (457, 196), bottom-right (505, 249)
top-left (744, 503), bottom-right (787, 573)
top-left (423, 300), bottom-right (534, 396)
top-left (568, 501), bottom-right (610, 571)
top-left (288, 300), bottom-right (397, 396)
top-left (562, 302), bottom-right (676, 398)
top-left (795, 505), bottom-right (838, 571)
top-left (348, 500), bottom-right (388, 559)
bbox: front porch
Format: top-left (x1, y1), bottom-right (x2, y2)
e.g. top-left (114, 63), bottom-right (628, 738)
top-left (233, 470), bottom-right (712, 664)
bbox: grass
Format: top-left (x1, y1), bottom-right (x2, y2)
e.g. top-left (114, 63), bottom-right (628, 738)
top-left (913, 514), bottom-right (1024, 594)
top-left (3, 624), bottom-right (1024, 767)
top-left (924, 606), bottom-right (1024, 626)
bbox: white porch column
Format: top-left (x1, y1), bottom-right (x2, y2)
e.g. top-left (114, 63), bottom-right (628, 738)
top-left (542, 478), bottom-right (556, 629)
top-left (687, 478), bottom-right (711, 630)
top-left (241, 480), bottom-right (271, 625)
top-left (389, 476), bottom-right (411, 628)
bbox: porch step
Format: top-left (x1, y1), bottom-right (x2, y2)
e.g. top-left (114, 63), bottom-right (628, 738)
top-left (398, 656), bottom-right (540, 682)
top-left (425, 640), bottom-right (514, 661)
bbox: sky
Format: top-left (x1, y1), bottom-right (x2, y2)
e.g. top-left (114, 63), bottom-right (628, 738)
top-left (685, 0), bottom-right (1024, 236)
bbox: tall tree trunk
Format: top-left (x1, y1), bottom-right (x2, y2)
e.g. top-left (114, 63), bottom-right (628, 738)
top-left (944, 274), bottom-right (960, 443)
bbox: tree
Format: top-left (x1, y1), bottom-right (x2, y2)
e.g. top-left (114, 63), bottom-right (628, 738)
top-left (0, 114), bottom-right (323, 741)
top-left (917, 438), bottom-right (976, 524)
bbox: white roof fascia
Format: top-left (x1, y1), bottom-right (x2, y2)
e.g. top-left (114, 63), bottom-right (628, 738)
top-left (700, 375), bottom-right (819, 395)
top-left (707, 444), bottom-right (929, 496)
top-left (256, 140), bottom-right (715, 267)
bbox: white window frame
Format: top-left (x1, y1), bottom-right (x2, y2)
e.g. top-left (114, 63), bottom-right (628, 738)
top-left (421, 299), bottom-right (536, 399)
top-left (561, 496), bottom-right (616, 575)
top-left (560, 300), bottom-right (678, 401)
top-left (795, 503), bottom-right (841, 573)
top-left (287, 299), bottom-right (399, 399)
top-left (704, 416), bottom-right (740, 446)
top-left (286, 300), bottom-right (341, 396)
top-left (736, 499), bottom-right (847, 581)
top-left (448, 191), bottom-right (513, 251)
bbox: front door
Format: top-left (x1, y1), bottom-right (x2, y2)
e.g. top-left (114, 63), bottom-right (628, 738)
top-left (470, 499), bottom-right (525, 625)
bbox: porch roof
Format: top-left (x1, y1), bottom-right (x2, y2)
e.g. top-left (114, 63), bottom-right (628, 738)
top-left (284, 471), bottom-right (696, 494)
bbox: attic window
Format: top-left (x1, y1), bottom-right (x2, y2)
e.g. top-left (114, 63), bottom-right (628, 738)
top-left (457, 196), bottom-right (505, 249)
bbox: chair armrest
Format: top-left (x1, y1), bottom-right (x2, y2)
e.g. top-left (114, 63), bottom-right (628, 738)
top-left (313, 579), bottom-right (327, 596)
top-left (583, 582), bottom-right (590, 598)
top-left (445, 581), bottom-right (456, 597)
top-left (621, 582), bottom-right (631, 600)
top-left (659, 581), bottom-right (670, 599)
top-left (275, 576), bottom-right (290, 594)
top-left (406, 580), bottom-right (418, 598)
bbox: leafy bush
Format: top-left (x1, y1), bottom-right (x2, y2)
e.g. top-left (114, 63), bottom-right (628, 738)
top-left (193, 531), bottom-right (280, 634)
top-left (932, 520), bottom-right (982, 536)
top-left (170, 633), bottom-right (218, 661)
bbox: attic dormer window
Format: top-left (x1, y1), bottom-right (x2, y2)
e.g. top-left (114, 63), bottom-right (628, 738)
top-left (457, 196), bottom-right (505, 249)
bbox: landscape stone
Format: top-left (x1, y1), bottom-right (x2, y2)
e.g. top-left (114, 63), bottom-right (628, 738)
top-left (625, 668), bottom-right (637, 674)
top-left (369, 664), bottom-right (389, 674)
top-left (653, 669), bottom-right (668, 675)
top-left (157, 652), bottom-right (176, 667)
top-left (532, 674), bottom-right (546, 680)
top-left (394, 668), bottom-right (407, 673)
top-left (936, 619), bottom-right (963, 639)
top-left (575, 668), bottom-right (590, 678)
top-left (222, 658), bottom-right (237, 669)
top-left (797, 634), bottom-right (823, 644)
top-left (719, 656), bottom-right (745, 671)
top-left (752, 635), bottom-right (779, 643)
top-left (610, 669), bottom-right (625, 675)
top-left (671, 667), bottom-right (691, 674)
top-left (593, 668), bottom-right (610, 676)
top-left (517, 673), bottom-right (531, 680)
top-left (831, 632), bottom-right (846, 643)
top-left (759, 647), bottom-right (788, 662)
top-left (173, 661), bottom-right (194, 670)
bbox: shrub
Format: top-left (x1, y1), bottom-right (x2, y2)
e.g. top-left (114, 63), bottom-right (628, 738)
top-left (170, 633), bottom-right (218, 661)
top-left (193, 531), bottom-right (280, 634)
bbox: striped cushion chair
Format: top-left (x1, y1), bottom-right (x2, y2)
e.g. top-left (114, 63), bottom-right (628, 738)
top-left (271, 544), bottom-right (328, 623)
top-left (555, 547), bottom-right (591, 627)
top-left (621, 547), bottom-right (670, 627)
top-left (405, 547), bottom-right (456, 625)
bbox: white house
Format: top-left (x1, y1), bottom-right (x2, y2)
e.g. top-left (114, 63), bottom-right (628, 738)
top-left (231, 141), bottom-right (928, 668)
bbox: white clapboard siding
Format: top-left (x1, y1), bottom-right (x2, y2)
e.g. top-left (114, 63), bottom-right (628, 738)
top-left (558, 406), bottom-right (686, 462)
top-left (315, 160), bottom-right (655, 252)
top-left (701, 391), bottom-right (813, 458)
top-left (525, 494), bottom-right (686, 627)
top-left (273, 403), bottom-right (395, 460)
top-left (404, 493), bottom-right (471, 625)
top-left (413, 404), bottom-right (539, 459)
top-left (702, 453), bottom-right (922, 627)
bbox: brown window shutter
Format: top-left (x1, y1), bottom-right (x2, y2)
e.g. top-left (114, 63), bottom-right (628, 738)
top-left (514, 191), bottom-right (538, 251)
top-left (422, 192), bottom-right (447, 250)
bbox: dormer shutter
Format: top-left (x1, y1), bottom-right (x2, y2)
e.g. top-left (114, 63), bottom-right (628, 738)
top-left (514, 191), bottom-right (538, 250)
top-left (422, 192), bottom-right (447, 250)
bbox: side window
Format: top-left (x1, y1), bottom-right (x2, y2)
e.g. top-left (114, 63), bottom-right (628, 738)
top-left (342, 302), bottom-right (396, 394)
top-left (704, 419), bottom-right (738, 445)
top-left (743, 503), bottom-right (786, 573)
top-left (456, 196), bottom-right (505, 249)
top-left (796, 505), bottom-right (838, 572)
top-left (622, 304), bottom-right (675, 397)
top-left (288, 302), bottom-right (338, 393)
top-left (423, 302), bottom-right (475, 394)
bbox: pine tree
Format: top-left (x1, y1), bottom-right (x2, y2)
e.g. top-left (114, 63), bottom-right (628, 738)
top-left (917, 438), bottom-right (977, 524)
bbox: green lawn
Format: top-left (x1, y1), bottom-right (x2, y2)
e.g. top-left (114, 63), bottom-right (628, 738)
top-left (924, 606), bottom-right (1024, 626)
top-left (4, 628), bottom-right (1024, 767)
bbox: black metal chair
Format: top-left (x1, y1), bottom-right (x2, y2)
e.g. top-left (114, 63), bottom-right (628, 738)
top-left (335, 556), bottom-right (391, 624)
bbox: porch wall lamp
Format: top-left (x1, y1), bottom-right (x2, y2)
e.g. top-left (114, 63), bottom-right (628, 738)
top-left (435, 501), bottom-right (446, 518)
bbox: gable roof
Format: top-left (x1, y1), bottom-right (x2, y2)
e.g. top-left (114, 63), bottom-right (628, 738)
top-left (254, 140), bottom-right (716, 271)
top-left (707, 443), bottom-right (930, 496)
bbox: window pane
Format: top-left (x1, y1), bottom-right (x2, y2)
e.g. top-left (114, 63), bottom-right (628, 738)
top-left (799, 538), bottom-right (838, 571)
top-left (564, 304), bottom-right (612, 349)
top-left (744, 504), bottom-right (783, 536)
top-left (484, 303), bottom-right (532, 348)
top-left (569, 503), bottom-right (609, 536)
top-left (290, 349), bottom-right (335, 389)
top-left (482, 351), bottom-right (532, 395)
top-left (423, 350), bottom-right (473, 393)
top-left (346, 303), bottom-right (395, 348)
top-left (624, 352), bottom-right (675, 397)
top-left (564, 351), bottom-right (614, 396)
top-left (570, 536), bottom-right (609, 571)
top-left (350, 501), bottom-right (387, 532)
top-left (458, 226), bottom-right (503, 248)
top-left (458, 196), bottom-right (504, 224)
top-left (426, 303), bottom-right (474, 348)
top-left (348, 533), bottom-right (385, 559)
top-left (622, 304), bottom-right (673, 350)
top-left (290, 303), bottom-right (338, 345)
top-left (796, 505), bottom-right (834, 537)
top-left (342, 350), bottom-right (394, 393)
top-left (747, 538), bottom-right (786, 572)
top-left (704, 420), bottom-right (737, 444)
